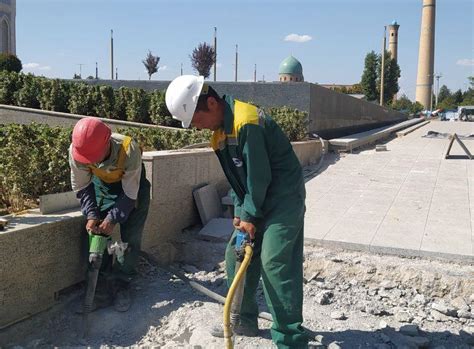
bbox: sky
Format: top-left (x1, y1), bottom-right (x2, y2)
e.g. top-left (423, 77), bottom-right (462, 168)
top-left (17, 0), bottom-right (473, 100)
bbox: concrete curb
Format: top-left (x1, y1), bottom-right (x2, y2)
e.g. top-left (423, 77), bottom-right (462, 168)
top-left (396, 120), bottom-right (430, 137)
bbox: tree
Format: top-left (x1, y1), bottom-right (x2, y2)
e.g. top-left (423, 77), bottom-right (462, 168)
top-left (377, 50), bottom-right (400, 104)
top-left (391, 94), bottom-right (412, 112)
top-left (391, 94), bottom-right (423, 115)
top-left (360, 51), bottom-right (378, 101)
top-left (461, 76), bottom-right (474, 105)
top-left (410, 102), bottom-right (424, 115)
top-left (438, 96), bottom-right (457, 110)
top-left (86, 75), bottom-right (95, 80)
top-left (0, 53), bottom-right (22, 73)
top-left (190, 42), bottom-right (215, 79)
top-left (142, 50), bottom-right (160, 80)
top-left (453, 89), bottom-right (463, 105)
top-left (73, 74), bottom-right (81, 79)
top-left (437, 85), bottom-right (451, 105)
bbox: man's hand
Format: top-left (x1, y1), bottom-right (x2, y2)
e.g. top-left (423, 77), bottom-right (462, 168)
top-left (236, 220), bottom-right (256, 240)
top-left (86, 219), bottom-right (99, 233)
top-left (233, 217), bottom-right (241, 229)
top-left (97, 219), bottom-right (116, 236)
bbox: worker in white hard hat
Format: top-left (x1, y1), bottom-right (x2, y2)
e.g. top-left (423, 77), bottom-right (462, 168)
top-left (166, 75), bottom-right (307, 349)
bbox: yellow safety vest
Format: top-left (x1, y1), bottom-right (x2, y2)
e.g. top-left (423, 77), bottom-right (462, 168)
top-left (88, 136), bottom-right (132, 183)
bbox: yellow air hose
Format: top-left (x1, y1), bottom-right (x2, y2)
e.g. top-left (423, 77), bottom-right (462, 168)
top-left (223, 244), bottom-right (253, 349)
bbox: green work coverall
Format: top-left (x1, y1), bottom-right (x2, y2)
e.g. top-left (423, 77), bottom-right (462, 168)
top-left (210, 96), bottom-right (307, 348)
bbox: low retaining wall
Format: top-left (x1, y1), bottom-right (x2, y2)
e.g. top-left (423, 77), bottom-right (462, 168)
top-left (0, 140), bottom-right (322, 329)
top-left (81, 79), bottom-right (407, 138)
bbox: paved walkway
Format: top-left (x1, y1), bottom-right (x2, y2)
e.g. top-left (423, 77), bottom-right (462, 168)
top-left (304, 121), bottom-right (474, 262)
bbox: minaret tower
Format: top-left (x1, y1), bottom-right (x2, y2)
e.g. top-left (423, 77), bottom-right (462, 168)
top-left (388, 21), bottom-right (400, 101)
top-left (388, 21), bottom-right (400, 61)
top-left (415, 0), bottom-right (436, 109)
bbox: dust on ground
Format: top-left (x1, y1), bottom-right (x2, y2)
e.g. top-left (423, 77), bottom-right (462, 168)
top-left (1, 235), bottom-right (473, 349)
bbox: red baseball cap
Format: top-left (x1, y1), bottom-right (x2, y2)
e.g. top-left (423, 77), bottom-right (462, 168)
top-left (72, 117), bottom-right (111, 164)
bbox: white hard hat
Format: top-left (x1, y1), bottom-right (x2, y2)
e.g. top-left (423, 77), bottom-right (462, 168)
top-left (165, 75), bottom-right (205, 128)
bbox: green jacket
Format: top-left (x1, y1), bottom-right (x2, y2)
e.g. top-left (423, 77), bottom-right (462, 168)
top-left (211, 96), bottom-right (305, 224)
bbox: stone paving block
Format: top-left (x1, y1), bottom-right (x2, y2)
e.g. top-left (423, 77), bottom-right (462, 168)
top-left (39, 191), bottom-right (80, 214)
top-left (197, 218), bottom-right (234, 242)
top-left (305, 121), bottom-right (474, 260)
top-left (324, 218), bottom-right (379, 244)
top-left (193, 184), bottom-right (223, 225)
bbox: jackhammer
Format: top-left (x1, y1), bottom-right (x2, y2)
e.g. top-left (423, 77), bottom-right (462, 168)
top-left (223, 230), bottom-right (253, 349)
top-left (81, 229), bottom-right (128, 338)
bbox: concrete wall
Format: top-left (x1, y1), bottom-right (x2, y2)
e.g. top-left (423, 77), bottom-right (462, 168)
top-left (0, 104), bottom-right (179, 131)
top-left (0, 211), bottom-right (86, 329)
top-left (81, 79), bottom-right (406, 138)
top-left (309, 84), bottom-right (407, 139)
top-left (0, 140), bottom-right (322, 328)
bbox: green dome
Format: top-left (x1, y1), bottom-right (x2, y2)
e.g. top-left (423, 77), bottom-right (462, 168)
top-left (279, 55), bottom-right (303, 75)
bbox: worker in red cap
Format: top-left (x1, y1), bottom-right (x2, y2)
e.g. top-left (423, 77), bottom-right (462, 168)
top-left (69, 117), bottom-right (150, 312)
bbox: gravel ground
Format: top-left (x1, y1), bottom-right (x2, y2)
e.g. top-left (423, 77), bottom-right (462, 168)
top-left (1, 237), bottom-right (473, 349)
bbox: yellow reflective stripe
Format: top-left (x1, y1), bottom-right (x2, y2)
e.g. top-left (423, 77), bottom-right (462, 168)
top-left (117, 136), bottom-right (132, 170)
top-left (87, 136), bottom-right (132, 183)
top-left (233, 100), bottom-right (259, 134)
top-left (211, 100), bottom-right (263, 151)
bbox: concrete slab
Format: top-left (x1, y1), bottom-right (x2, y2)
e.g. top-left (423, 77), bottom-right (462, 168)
top-left (396, 120), bottom-right (430, 137)
top-left (329, 118), bottom-right (425, 152)
top-left (39, 191), bottom-right (79, 214)
top-left (305, 120), bottom-right (474, 262)
top-left (193, 184), bottom-right (223, 225)
top-left (197, 218), bottom-right (234, 242)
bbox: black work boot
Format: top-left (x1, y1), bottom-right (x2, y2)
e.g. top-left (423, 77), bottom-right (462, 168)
top-left (210, 322), bottom-right (259, 338)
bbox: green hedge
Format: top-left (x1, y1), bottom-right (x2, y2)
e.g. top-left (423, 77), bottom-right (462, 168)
top-left (0, 72), bottom-right (309, 136)
top-left (0, 71), bottom-right (178, 127)
top-left (0, 123), bottom-right (211, 212)
top-left (0, 72), bottom-right (309, 212)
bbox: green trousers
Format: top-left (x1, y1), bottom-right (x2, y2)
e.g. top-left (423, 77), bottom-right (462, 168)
top-left (90, 165), bottom-right (151, 284)
top-left (225, 198), bottom-right (307, 349)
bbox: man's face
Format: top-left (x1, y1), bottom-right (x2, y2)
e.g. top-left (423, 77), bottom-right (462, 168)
top-left (191, 96), bottom-right (223, 131)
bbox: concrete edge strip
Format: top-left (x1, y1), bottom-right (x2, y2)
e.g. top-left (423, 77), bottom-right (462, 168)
top-left (304, 237), bottom-right (474, 264)
top-left (328, 118), bottom-right (424, 151)
top-left (39, 191), bottom-right (80, 214)
top-left (396, 120), bottom-right (430, 137)
top-left (0, 104), bottom-right (181, 131)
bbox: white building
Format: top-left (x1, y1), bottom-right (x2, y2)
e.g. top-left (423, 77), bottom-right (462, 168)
top-left (0, 0), bottom-right (16, 54)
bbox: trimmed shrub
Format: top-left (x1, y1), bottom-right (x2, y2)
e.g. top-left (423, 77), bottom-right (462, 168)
top-left (14, 73), bottom-right (41, 108)
top-left (39, 78), bottom-right (70, 112)
top-left (112, 87), bottom-right (128, 120)
top-left (68, 83), bottom-right (94, 115)
top-left (0, 53), bottom-right (22, 73)
top-left (0, 123), bottom-right (72, 211)
top-left (149, 90), bottom-right (180, 127)
top-left (0, 70), bottom-right (21, 105)
top-left (266, 106), bottom-right (308, 141)
top-left (95, 85), bottom-right (115, 119)
top-left (126, 88), bottom-right (150, 123)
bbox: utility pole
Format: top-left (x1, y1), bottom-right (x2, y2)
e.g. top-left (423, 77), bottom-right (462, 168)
top-left (213, 27), bottom-right (217, 81)
top-left (234, 44), bottom-right (238, 82)
top-left (434, 73), bottom-right (442, 107)
top-left (110, 29), bottom-right (114, 80)
top-left (77, 63), bottom-right (85, 78)
top-left (95, 62), bottom-right (98, 79)
top-left (254, 64), bottom-right (257, 82)
top-left (180, 63), bottom-right (183, 76)
top-left (379, 26), bottom-right (386, 106)
top-left (429, 74), bottom-right (433, 112)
